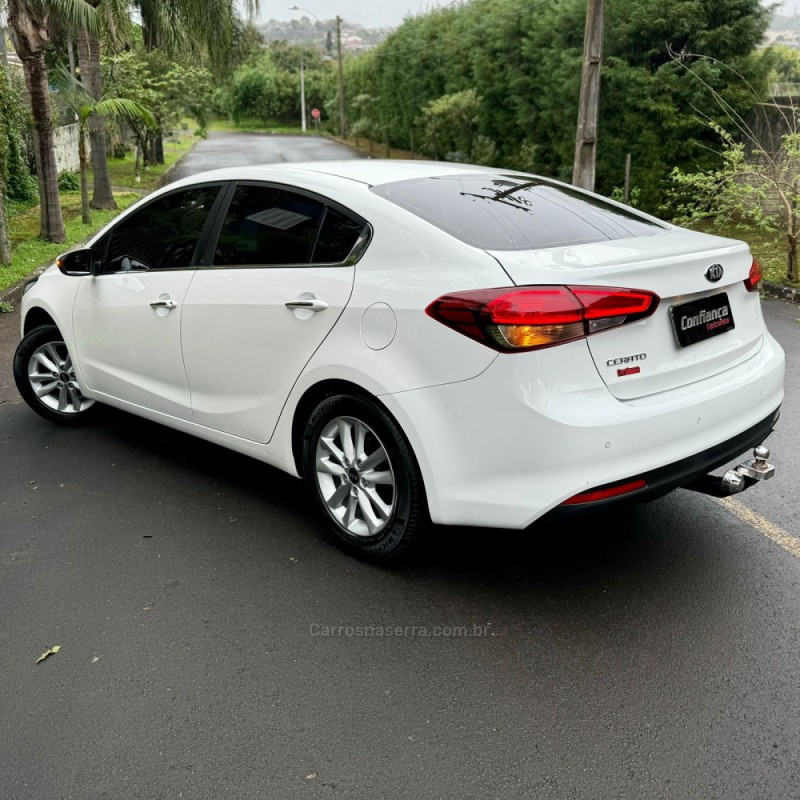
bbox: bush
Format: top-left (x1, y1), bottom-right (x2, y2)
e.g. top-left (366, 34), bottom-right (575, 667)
top-left (0, 66), bottom-right (37, 203)
top-left (58, 171), bottom-right (80, 191)
top-left (12, 172), bottom-right (39, 203)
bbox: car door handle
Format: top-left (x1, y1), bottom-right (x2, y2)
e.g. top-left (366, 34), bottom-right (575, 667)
top-left (150, 299), bottom-right (177, 309)
top-left (285, 298), bottom-right (329, 312)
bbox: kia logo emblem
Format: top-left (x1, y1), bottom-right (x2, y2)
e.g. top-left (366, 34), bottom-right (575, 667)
top-left (705, 264), bottom-right (724, 282)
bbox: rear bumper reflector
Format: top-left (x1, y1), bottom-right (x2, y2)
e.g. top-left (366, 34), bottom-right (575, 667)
top-left (562, 478), bottom-right (647, 505)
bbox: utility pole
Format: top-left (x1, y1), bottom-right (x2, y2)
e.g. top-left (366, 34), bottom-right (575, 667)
top-left (300, 60), bottom-right (307, 132)
top-left (336, 15), bottom-right (346, 137)
top-left (572, 0), bottom-right (604, 191)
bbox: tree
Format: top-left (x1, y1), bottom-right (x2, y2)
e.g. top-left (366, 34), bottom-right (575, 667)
top-left (74, 0), bottom-right (127, 210)
top-left (597, 0), bottom-right (771, 210)
top-left (135, 0), bottom-right (258, 162)
top-left (230, 17), bottom-right (265, 69)
top-left (670, 124), bottom-right (800, 283)
top-left (102, 46), bottom-right (213, 177)
top-left (1, 60), bottom-right (38, 264)
top-left (0, 186), bottom-right (9, 265)
top-left (52, 64), bottom-right (153, 224)
top-left (223, 43), bottom-right (330, 127)
top-left (760, 44), bottom-right (800, 92)
top-left (340, 0), bottom-right (770, 213)
top-left (6, 0), bottom-right (97, 242)
top-left (419, 89), bottom-right (481, 161)
top-left (0, 70), bottom-right (19, 264)
top-left (102, 49), bottom-right (153, 181)
top-left (74, 0), bottom-right (252, 195)
top-left (667, 48), bottom-right (800, 284)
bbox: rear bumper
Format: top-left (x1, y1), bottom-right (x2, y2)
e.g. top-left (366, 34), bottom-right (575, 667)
top-left (380, 332), bottom-right (785, 529)
top-left (550, 405), bottom-right (780, 513)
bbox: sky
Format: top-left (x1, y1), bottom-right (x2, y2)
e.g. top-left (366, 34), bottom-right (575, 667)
top-left (245, 0), bottom-right (456, 29)
top-left (243, 0), bottom-right (800, 30)
top-left (776, 0), bottom-right (799, 12)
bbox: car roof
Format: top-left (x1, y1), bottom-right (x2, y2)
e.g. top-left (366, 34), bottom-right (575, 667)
top-left (165, 159), bottom-right (512, 191)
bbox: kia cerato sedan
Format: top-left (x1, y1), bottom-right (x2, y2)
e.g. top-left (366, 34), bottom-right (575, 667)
top-left (14, 161), bottom-right (784, 561)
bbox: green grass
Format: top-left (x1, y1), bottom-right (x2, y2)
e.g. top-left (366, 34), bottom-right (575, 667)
top-left (685, 219), bottom-right (797, 288)
top-left (89, 133), bottom-right (198, 191)
top-left (0, 192), bottom-right (139, 295)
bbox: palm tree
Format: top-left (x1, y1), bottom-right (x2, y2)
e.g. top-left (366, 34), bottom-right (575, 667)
top-left (135, 0), bottom-right (257, 163)
top-left (0, 62), bottom-right (12, 265)
top-left (52, 65), bottom-right (154, 224)
top-left (6, 0), bottom-right (97, 242)
top-left (71, 0), bottom-right (251, 200)
top-left (74, 0), bottom-right (126, 209)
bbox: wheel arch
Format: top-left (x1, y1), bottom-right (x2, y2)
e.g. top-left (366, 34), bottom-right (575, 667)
top-left (290, 380), bottom-right (427, 511)
top-left (292, 379), bottom-right (384, 476)
top-left (23, 307), bottom-right (59, 335)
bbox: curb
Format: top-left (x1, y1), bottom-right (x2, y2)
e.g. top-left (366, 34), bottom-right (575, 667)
top-left (154, 131), bottom-right (205, 188)
top-left (761, 280), bottom-right (800, 304)
top-left (155, 159), bottom-right (181, 189)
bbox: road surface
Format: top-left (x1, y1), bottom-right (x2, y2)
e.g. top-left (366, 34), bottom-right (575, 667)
top-left (168, 131), bottom-right (360, 182)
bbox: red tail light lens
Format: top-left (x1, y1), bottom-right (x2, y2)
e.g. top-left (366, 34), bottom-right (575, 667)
top-left (744, 258), bottom-right (762, 292)
top-left (426, 285), bottom-right (659, 352)
top-left (562, 478), bottom-right (647, 505)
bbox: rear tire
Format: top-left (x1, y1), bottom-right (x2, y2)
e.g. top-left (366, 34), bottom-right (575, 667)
top-left (302, 394), bottom-right (425, 563)
top-left (13, 325), bottom-right (97, 425)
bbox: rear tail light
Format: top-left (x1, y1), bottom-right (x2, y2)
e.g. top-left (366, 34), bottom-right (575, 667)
top-left (744, 258), bottom-right (762, 292)
top-left (426, 285), bottom-right (659, 352)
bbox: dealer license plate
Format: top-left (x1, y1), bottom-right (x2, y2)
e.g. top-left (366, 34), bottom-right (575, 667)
top-left (670, 293), bottom-right (735, 347)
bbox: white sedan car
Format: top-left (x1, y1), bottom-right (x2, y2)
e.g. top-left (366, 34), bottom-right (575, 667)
top-left (14, 161), bottom-right (784, 561)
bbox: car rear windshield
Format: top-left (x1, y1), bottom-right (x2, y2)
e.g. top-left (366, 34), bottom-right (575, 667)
top-left (371, 174), bottom-right (664, 251)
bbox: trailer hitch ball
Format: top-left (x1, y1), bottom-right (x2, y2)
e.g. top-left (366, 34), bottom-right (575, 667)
top-left (736, 446), bottom-right (776, 481)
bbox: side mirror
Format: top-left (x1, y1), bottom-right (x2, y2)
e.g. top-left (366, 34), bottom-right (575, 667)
top-left (56, 248), bottom-right (93, 276)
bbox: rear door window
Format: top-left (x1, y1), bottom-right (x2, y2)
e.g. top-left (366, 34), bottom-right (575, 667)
top-left (213, 185), bottom-right (325, 266)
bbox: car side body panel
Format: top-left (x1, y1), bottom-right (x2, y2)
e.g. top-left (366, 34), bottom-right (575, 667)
top-left (15, 161), bottom-right (786, 535)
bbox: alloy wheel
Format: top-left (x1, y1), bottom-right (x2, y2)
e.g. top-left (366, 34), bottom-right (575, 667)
top-left (314, 415), bottom-right (396, 537)
top-left (27, 341), bottom-right (94, 414)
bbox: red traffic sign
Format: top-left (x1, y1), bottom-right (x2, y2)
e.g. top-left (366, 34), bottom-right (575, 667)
top-left (311, 108), bottom-right (321, 120)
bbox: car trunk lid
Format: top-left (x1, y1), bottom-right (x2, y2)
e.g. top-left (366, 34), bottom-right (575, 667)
top-left (489, 227), bottom-right (766, 400)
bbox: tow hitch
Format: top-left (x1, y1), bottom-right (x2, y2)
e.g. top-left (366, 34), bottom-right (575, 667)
top-left (684, 446), bottom-right (776, 499)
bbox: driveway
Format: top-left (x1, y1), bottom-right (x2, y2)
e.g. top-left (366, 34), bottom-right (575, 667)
top-left (168, 131), bottom-right (361, 182)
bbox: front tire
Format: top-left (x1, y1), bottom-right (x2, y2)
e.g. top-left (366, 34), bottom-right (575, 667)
top-left (302, 394), bottom-right (425, 563)
top-left (13, 325), bottom-right (96, 425)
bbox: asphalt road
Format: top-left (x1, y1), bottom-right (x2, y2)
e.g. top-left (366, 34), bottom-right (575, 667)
top-left (168, 131), bottom-right (361, 182)
top-left (1, 134), bottom-right (799, 799)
